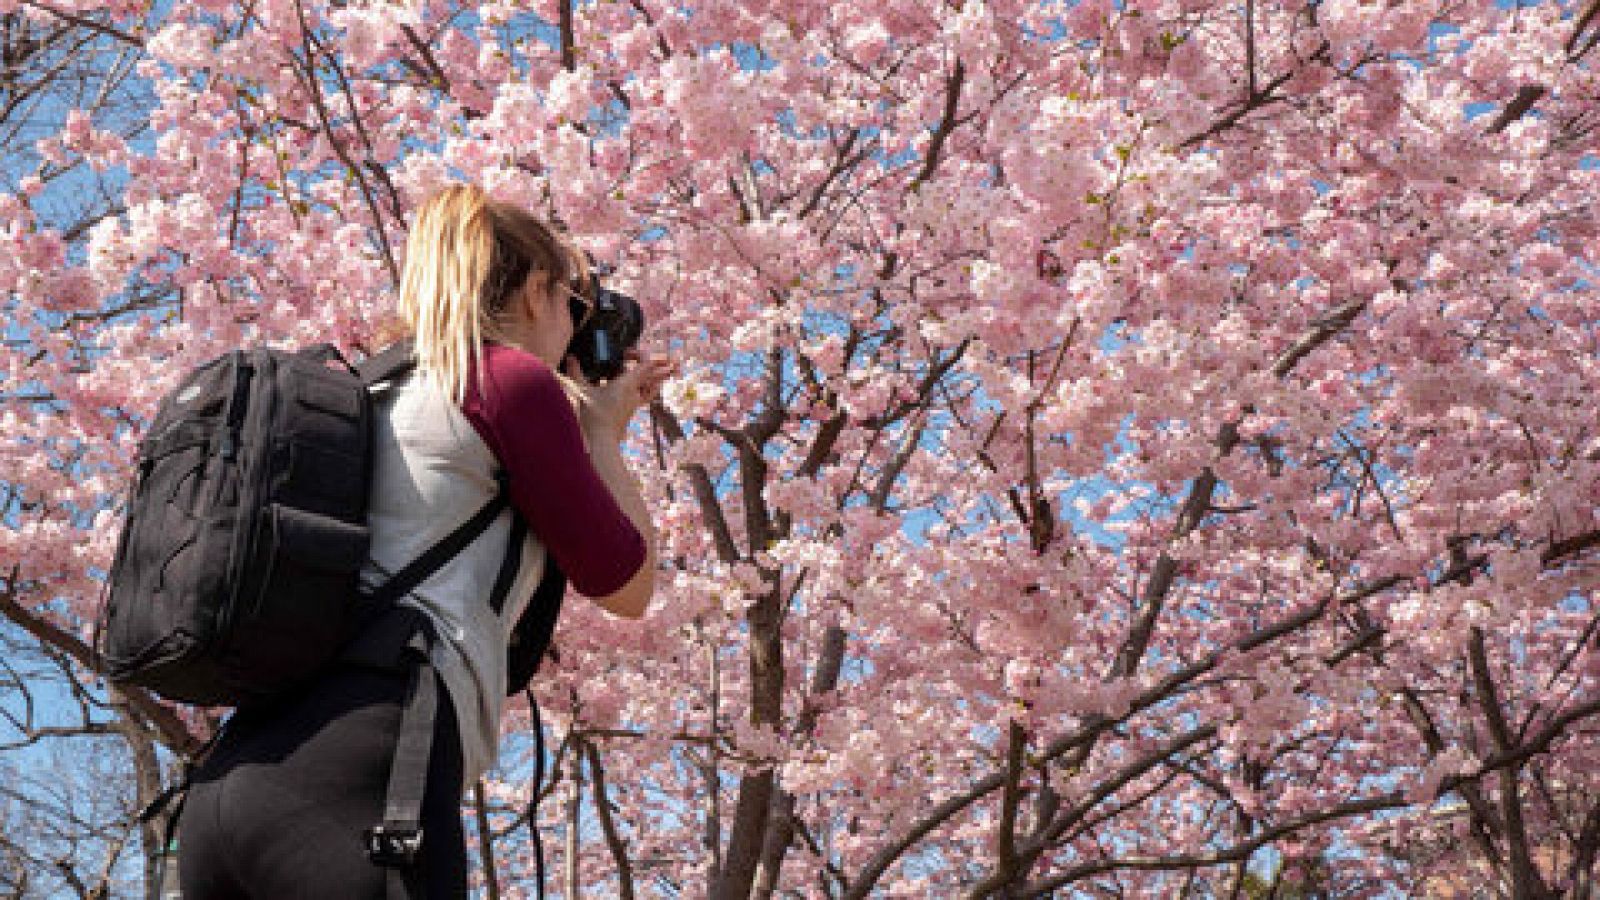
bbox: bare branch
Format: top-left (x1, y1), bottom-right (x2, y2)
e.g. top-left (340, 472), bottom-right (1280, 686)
top-left (399, 24), bottom-right (450, 91)
top-left (559, 0), bottom-right (577, 71)
top-left (1487, 85), bottom-right (1548, 135)
top-left (1470, 628), bottom-right (1548, 898)
top-left (752, 623), bottom-right (848, 897)
top-left (586, 742), bottom-right (637, 900)
top-left (1570, 800), bottom-right (1600, 894)
top-left (1020, 791), bottom-right (1407, 896)
top-left (908, 59), bottom-right (968, 193)
top-left (563, 733), bottom-right (583, 898)
top-left (649, 401), bottom-right (740, 564)
top-left (1271, 299), bottom-right (1366, 379)
top-left (20, 1), bottom-right (143, 48)
top-left (992, 721), bottom-right (1029, 893)
top-left (798, 127), bottom-right (864, 219)
top-left (287, 0), bottom-right (400, 286)
top-left (0, 579), bottom-right (199, 754)
top-left (472, 781), bottom-right (502, 900)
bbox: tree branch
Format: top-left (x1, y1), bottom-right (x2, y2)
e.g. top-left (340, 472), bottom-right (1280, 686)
top-left (0, 582), bottom-right (199, 754)
top-left (990, 720), bottom-right (1028, 893)
top-left (752, 624), bottom-right (848, 897)
top-left (20, 1), bottom-right (143, 48)
top-left (287, 0), bottom-right (399, 287)
top-left (798, 127), bottom-right (864, 219)
top-left (713, 576), bottom-right (785, 898)
top-left (1271, 299), bottom-right (1366, 379)
top-left (1469, 627), bottom-right (1548, 899)
top-left (650, 401), bottom-right (740, 564)
top-left (1179, 56), bottom-right (1310, 150)
top-left (1486, 85), bottom-right (1547, 135)
top-left (1484, 0), bottom-right (1600, 134)
top-left (841, 579), bottom-right (1362, 900)
top-left (1021, 727), bottom-right (1220, 865)
top-left (559, 0), bottom-right (576, 70)
top-left (1569, 799), bottom-right (1600, 895)
top-left (587, 742), bottom-right (637, 900)
top-left (842, 769), bottom-right (1010, 899)
top-left (908, 59), bottom-right (967, 193)
top-left (399, 24), bottom-right (450, 91)
top-left (472, 780), bottom-right (502, 900)
top-left (1019, 791), bottom-right (1406, 896)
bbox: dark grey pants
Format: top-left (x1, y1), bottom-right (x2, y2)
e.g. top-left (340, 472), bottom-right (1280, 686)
top-left (176, 663), bottom-right (467, 899)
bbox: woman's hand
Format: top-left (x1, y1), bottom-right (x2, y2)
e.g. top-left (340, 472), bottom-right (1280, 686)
top-left (558, 353), bottom-right (675, 445)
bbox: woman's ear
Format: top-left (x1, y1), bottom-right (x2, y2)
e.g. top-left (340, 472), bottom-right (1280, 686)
top-left (539, 272), bottom-right (570, 323)
top-left (517, 274), bottom-right (546, 324)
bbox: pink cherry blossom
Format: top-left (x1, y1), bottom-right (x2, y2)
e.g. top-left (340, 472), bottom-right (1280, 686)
top-left (7, 0), bottom-right (1600, 896)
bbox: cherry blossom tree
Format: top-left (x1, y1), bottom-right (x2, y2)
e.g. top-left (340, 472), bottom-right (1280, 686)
top-left (0, 6), bottom-right (178, 897)
top-left (4, 0), bottom-right (1600, 896)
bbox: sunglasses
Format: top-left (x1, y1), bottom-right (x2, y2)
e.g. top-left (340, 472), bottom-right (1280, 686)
top-left (553, 278), bottom-right (595, 331)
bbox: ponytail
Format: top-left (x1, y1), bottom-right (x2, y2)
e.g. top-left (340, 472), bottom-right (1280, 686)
top-left (397, 184), bottom-right (582, 403)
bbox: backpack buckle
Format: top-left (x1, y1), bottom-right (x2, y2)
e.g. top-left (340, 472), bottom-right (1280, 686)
top-left (364, 824), bottom-right (424, 867)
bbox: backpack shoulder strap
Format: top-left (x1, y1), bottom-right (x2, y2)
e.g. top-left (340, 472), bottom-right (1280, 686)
top-left (357, 340), bottom-right (416, 387)
top-left (361, 475), bottom-right (510, 611)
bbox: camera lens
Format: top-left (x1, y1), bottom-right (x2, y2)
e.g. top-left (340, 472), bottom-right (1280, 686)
top-left (566, 275), bottom-right (645, 382)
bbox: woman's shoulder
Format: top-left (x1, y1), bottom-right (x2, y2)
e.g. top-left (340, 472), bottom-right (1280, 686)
top-left (469, 342), bottom-right (566, 413)
top-left (478, 340), bottom-right (558, 381)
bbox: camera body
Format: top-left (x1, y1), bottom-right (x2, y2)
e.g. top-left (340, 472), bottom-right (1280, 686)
top-left (565, 270), bottom-right (644, 383)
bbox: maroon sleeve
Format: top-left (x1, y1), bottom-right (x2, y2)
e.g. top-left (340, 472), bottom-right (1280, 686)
top-left (461, 342), bottom-right (647, 598)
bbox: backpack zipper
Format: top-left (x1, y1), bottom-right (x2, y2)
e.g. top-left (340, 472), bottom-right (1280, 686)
top-left (210, 352), bottom-right (257, 646)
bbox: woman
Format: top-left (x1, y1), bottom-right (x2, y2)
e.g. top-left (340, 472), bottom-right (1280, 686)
top-left (177, 183), bottom-right (670, 897)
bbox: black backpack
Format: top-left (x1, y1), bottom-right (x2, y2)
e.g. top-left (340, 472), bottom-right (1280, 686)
top-left (94, 340), bottom-right (561, 705)
top-left (95, 340), bottom-right (569, 895)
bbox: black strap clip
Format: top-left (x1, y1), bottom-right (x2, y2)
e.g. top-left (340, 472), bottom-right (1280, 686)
top-left (365, 823), bottom-right (425, 868)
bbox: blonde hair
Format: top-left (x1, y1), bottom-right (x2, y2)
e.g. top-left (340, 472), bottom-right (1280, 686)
top-left (397, 184), bottom-right (586, 403)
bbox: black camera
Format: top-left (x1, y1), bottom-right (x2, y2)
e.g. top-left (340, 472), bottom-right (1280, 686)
top-left (565, 268), bottom-right (644, 383)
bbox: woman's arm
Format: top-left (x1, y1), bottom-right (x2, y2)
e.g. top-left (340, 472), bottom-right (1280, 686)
top-left (561, 353), bottom-right (673, 619)
top-left (462, 343), bottom-right (658, 607)
top-left (582, 437), bottom-right (656, 618)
